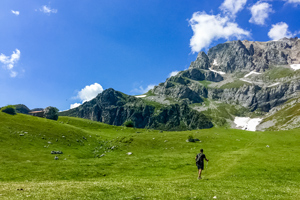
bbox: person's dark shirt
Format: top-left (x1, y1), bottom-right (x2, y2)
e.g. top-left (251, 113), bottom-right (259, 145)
top-left (196, 153), bottom-right (206, 164)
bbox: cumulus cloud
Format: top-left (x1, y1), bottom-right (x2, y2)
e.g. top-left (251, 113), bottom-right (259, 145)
top-left (70, 83), bottom-right (104, 109)
top-left (131, 84), bottom-right (155, 95)
top-left (249, 2), bottom-right (273, 25)
top-left (220, 0), bottom-right (247, 16)
top-left (70, 103), bottom-right (81, 109)
top-left (11, 10), bottom-right (20, 16)
top-left (189, 12), bottom-right (250, 53)
top-left (77, 83), bottom-right (104, 102)
top-left (39, 5), bottom-right (57, 14)
top-left (0, 49), bottom-right (20, 77)
top-left (168, 70), bottom-right (179, 77)
top-left (268, 22), bottom-right (296, 40)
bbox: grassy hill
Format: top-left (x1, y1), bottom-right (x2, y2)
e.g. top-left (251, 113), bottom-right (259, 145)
top-left (0, 112), bottom-right (300, 199)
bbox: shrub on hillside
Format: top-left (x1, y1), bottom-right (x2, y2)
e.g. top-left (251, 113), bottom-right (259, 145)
top-left (1, 105), bottom-right (16, 115)
top-left (44, 106), bottom-right (59, 120)
top-left (187, 135), bottom-right (194, 142)
top-left (124, 120), bottom-right (134, 127)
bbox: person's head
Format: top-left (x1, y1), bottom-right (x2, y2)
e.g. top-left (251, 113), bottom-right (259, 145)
top-left (200, 149), bottom-right (203, 153)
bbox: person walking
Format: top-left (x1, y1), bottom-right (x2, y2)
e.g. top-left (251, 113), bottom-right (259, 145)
top-left (195, 149), bottom-right (209, 180)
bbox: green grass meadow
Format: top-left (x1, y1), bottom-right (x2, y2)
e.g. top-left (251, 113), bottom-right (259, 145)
top-left (0, 112), bottom-right (300, 199)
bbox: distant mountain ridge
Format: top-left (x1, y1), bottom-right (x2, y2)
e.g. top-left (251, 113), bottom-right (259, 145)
top-left (59, 88), bottom-right (213, 130)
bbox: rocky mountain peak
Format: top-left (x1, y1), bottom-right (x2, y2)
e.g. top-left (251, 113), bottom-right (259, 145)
top-left (94, 88), bottom-right (126, 107)
top-left (189, 51), bottom-right (210, 70)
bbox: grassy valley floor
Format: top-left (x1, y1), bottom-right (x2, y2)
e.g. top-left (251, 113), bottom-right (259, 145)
top-left (0, 112), bottom-right (299, 199)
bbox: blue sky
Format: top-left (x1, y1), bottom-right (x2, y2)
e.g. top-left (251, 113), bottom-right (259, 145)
top-left (0, 0), bottom-right (299, 111)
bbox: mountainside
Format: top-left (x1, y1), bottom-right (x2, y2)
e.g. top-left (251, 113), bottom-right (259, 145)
top-left (141, 38), bottom-right (300, 130)
top-left (62, 37), bottom-right (300, 131)
top-left (60, 88), bottom-right (213, 130)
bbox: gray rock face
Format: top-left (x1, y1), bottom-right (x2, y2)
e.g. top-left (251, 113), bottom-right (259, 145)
top-left (152, 68), bottom-right (222, 103)
top-left (60, 88), bottom-right (213, 130)
top-left (181, 68), bottom-right (223, 82)
top-left (153, 84), bottom-right (202, 103)
top-left (208, 40), bottom-right (254, 73)
top-left (207, 38), bottom-right (300, 73)
top-left (207, 80), bottom-right (300, 111)
top-left (150, 38), bottom-right (300, 113)
top-left (189, 51), bottom-right (210, 70)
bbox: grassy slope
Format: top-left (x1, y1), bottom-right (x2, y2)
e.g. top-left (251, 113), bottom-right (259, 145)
top-left (262, 98), bottom-right (300, 131)
top-left (219, 80), bottom-right (252, 89)
top-left (0, 112), bottom-right (300, 199)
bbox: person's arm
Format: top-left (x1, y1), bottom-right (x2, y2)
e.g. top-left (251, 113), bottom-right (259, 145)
top-left (205, 155), bottom-right (209, 161)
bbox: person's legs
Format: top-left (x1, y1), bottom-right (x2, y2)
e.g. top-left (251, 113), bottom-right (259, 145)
top-left (198, 169), bottom-right (202, 179)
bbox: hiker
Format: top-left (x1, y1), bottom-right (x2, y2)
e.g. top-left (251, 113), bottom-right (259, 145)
top-left (195, 149), bottom-right (209, 180)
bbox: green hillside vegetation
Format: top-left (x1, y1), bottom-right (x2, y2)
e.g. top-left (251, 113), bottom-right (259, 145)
top-left (263, 98), bottom-right (300, 131)
top-left (201, 103), bottom-right (258, 127)
top-left (198, 80), bottom-right (211, 88)
top-left (0, 112), bottom-right (300, 199)
top-left (262, 66), bottom-right (298, 81)
top-left (219, 80), bottom-right (252, 89)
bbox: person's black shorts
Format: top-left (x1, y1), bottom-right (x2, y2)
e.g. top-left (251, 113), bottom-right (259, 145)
top-left (196, 162), bottom-right (204, 170)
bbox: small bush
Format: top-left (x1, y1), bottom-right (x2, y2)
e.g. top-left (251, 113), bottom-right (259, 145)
top-left (187, 135), bottom-right (194, 142)
top-left (44, 106), bottom-right (59, 120)
top-left (124, 120), bottom-right (134, 128)
top-left (1, 105), bottom-right (16, 115)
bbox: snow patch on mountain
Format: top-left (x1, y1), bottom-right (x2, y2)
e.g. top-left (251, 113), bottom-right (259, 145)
top-left (234, 117), bottom-right (262, 131)
top-left (209, 67), bottom-right (226, 75)
top-left (290, 64), bottom-right (300, 71)
top-left (135, 95), bottom-right (147, 98)
top-left (268, 83), bottom-right (280, 87)
top-left (212, 59), bottom-right (219, 66)
top-left (244, 71), bottom-right (261, 78)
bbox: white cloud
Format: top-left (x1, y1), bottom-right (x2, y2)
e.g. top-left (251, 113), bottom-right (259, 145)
top-left (39, 5), bottom-right (57, 14)
top-left (168, 70), bottom-right (179, 77)
top-left (70, 103), bottom-right (81, 109)
top-left (268, 22), bottom-right (296, 40)
top-left (189, 12), bottom-right (250, 53)
top-left (11, 10), bottom-right (20, 16)
top-left (249, 2), bottom-right (273, 25)
top-left (70, 83), bottom-right (104, 109)
top-left (131, 84), bottom-right (155, 95)
top-left (220, 0), bottom-right (247, 16)
top-left (77, 83), bottom-right (104, 102)
top-left (0, 49), bottom-right (20, 78)
top-left (286, 0), bottom-right (300, 4)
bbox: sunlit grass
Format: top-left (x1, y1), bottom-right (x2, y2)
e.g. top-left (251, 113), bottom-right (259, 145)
top-left (0, 112), bottom-right (300, 199)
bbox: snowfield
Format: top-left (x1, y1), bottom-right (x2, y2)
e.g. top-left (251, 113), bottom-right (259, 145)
top-left (209, 67), bottom-right (226, 75)
top-left (268, 82), bottom-right (280, 87)
top-left (213, 59), bottom-right (218, 66)
top-left (234, 117), bottom-right (262, 131)
top-left (244, 71), bottom-right (261, 78)
top-left (135, 95), bottom-right (147, 98)
top-left (290, 64), bottom-right (300, 71)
